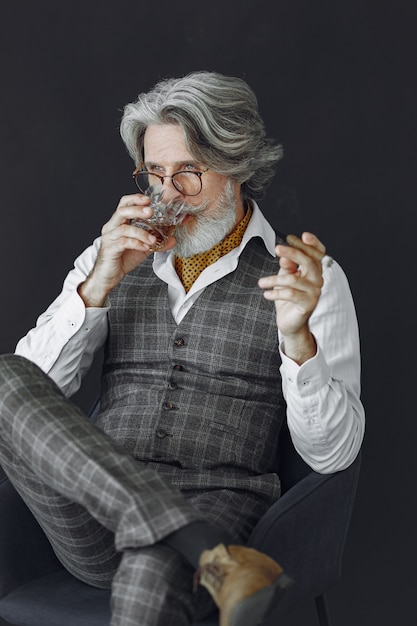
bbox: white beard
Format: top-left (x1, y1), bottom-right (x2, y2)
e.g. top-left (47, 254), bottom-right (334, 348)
top-left (173, 180), bottom-right (238, 258)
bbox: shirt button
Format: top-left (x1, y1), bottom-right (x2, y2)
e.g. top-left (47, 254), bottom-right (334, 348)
top-left (174, 338), bottom-right (185, 347)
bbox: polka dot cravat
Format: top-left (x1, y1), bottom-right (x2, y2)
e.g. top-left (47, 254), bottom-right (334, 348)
top-left (175, 206), bottom-right (252, 293)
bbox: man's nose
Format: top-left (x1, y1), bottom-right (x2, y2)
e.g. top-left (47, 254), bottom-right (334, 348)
top-left (161, 176), bottom-right (183, 202)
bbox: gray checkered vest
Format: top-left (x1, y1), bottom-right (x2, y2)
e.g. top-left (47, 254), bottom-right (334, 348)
top-left (98, 237), bottom-right (286, 504)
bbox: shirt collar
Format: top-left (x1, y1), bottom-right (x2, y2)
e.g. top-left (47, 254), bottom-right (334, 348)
top-left (239, 200), bottom-right (277, 258)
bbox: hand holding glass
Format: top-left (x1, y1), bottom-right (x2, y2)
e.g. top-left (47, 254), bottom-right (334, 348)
top-left (131, 184), bottom-right (185, 251)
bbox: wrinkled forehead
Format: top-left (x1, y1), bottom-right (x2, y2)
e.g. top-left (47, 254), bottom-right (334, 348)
top-left (143, 124), bottom-right (196, 168)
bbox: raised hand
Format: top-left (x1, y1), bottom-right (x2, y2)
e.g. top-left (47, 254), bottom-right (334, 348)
top-left (78, 193), bottom-right (176, 307)
top-left (258, 232), bottom-right (326, 364)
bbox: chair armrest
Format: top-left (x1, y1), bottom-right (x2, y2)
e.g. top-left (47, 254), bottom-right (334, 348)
top-left (248, 454), bottom-right (361, 601)
top-left (0, 474), bottom-right (62, 598)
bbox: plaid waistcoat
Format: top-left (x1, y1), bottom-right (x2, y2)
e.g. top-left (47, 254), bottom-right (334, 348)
top-left (98, 237), bottom-right (286, 504)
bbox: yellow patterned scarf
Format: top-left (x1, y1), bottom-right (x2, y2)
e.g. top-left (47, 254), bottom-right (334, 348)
top-left (175, 206), bottom-right (252, 292)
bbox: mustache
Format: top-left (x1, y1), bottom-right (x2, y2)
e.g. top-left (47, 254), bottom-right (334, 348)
top-left (171, 199), bottom-right (209, 216)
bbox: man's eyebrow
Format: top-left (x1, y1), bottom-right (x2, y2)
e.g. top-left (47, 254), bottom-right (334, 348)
top-left (144, 160), bottom-right (201, 170)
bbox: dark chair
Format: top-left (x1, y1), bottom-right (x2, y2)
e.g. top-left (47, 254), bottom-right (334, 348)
top-left (0, 419), bottom-right (360, 626)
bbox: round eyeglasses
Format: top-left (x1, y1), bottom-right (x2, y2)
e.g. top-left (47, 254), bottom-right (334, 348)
top-left (132, 166), bottom-right (208, 197)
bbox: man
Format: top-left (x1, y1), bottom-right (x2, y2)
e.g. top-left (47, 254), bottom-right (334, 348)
top-left (0, 71), bottom-right (365, 626)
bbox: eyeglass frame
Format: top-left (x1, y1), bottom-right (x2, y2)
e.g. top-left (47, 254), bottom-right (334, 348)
top-left (132, 162), bottom-right (209, 196)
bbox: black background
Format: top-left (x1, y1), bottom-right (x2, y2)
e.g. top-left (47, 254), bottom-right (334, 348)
top-left (1, 1), bottom-right (416, 624)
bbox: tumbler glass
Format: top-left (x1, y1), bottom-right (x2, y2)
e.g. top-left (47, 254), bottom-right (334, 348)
top-left (131, 184), bottom-right (186, 251)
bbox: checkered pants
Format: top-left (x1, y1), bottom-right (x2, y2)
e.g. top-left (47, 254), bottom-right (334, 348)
top-left (0, 354), bottom-right (270, 625)
top-left (0, 354), bottom-right (217, 625)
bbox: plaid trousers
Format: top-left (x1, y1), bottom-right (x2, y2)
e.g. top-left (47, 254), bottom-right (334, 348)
top-left (0, 354), bottom-right (231, 625)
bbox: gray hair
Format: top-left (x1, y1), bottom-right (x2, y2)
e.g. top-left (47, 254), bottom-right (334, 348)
top-left (120, 71), bottom-right (283, 200)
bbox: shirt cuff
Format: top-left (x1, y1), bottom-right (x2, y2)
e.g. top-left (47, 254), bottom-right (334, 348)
top-left (279, 342), bottom-right (331, 397)
top-left (53, 290), bottom-right (110, 340)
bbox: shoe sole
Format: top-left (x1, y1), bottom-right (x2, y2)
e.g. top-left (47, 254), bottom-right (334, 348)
top-left (230, 573), bottom-right (294, 626)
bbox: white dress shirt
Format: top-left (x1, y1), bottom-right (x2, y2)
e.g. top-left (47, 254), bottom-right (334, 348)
top-left (15, 203), bottom-right (365, 473)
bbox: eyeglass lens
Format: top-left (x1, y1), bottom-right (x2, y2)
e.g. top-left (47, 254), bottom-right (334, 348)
top-left (134, 171), bottom-right (202, 196)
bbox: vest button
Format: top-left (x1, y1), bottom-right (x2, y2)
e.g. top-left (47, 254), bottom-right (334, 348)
top-left (173, 364), bottom-right (183, 371)
top-left (168, 382), bottom-right (178, 390)
top-left (174, 338), bottom-right (185, 347)
top-left (156, 429), bottom-right (167, 439)
top-left (164, 402), bottom-right (174, 410)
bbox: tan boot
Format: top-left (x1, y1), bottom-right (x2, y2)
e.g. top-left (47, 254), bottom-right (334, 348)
top-left (194, 544), bottom-right (292, 626)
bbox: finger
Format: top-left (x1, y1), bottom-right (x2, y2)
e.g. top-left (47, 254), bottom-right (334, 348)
top-left (284, 234), bottom-right (325, 262)
top-left (277, 254), bottom-right (299, 275)
top-left (262, 285), bottom-right (302, 302)
top-left (261, 280), bottom-right (322, 305)
top-left (125, 222), bottom-right (160, 248)
top-left (301, 231), bottom-right (326, 253)
top-left (102, 222), bottom-right (158, 250)
top-left (258, 272), bottom-right (314, 292)
top-left (275, 243), bottom-right (321, 273)
top-left (103, 202), bottom-right (153, 233)
top-left (117, 193), bottom-right (151, 208)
